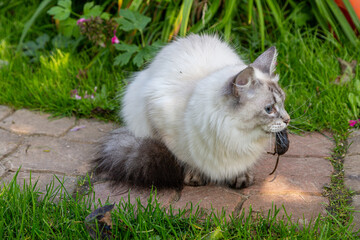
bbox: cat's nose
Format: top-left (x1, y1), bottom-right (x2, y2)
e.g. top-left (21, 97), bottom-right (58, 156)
top-left (283, 118), bottom-right (290, 125)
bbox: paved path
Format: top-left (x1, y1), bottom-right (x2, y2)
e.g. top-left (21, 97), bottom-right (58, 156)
top-left (344, 130), bottom-right (360, 231)
top-left (0, 106), bottom-right (347, 225)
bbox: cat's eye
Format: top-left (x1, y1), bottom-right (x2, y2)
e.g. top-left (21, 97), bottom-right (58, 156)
top-left (265, 105), bottom-right (274, 114)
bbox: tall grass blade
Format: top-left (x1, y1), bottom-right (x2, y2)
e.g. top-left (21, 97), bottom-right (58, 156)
top-left (326, 0), bottom-right (358, 46)
top-left (190, 0), bottom-right (221, 33)
top-left (313, 0), bottom-right (341, 41)
top-left (342, 0), bottom-right (360, 32)
top-left (248, 0), bottom-right (254, 24)
top-left (266, 0), bottom-right (284, 36)
top-left (180, 0), bottom-right (193, 37)
top-left (17, 0), bottom-right (53, 51)
top-left (254, 0), bottom-right (265, 50)
top-left (216, 0), bottom-right (237, 30)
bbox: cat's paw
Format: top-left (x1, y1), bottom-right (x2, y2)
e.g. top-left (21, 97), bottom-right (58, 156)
top-left (184, 169), bottom-right (207, 186)
top-left (227, 170), bottom-right (254, 189)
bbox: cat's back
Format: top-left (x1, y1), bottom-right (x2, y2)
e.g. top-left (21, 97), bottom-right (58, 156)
top-left (122, 34), bottom-right (244, 139)
top-left (148, 34), bottom-right (243, 81)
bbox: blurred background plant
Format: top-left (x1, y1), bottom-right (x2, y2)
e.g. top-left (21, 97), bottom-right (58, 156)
top-left (0, 0), bottom-right (359, 131)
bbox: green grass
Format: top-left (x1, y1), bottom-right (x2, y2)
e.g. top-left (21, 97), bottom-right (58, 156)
top-left (0, 172), bottom-right (359, 239)
top-left (1, 0), bottom-right (360, 238)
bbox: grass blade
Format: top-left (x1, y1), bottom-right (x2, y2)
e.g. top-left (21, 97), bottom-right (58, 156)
top-left (248, 0), bottom-right (254, 24)
top-left (266, 0), bottom-right (284, 36)
top-left (342, 0), bottom-right (360, 32)
top-left (180, 0), bottom-right (194, 37)
top-left (16, 0), bottom-right (53, 52)
top-left (190, 0), bottom-right (221, 33)
top-left (326, 0), bottom-right (358, 46)
top-left (254, 0), bottom-right (265, 50)
top-left (313, 0), bottom-right (341, 41)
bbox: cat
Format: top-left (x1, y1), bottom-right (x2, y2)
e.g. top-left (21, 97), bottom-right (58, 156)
top-left (93, 34), bottom-right (290, 190)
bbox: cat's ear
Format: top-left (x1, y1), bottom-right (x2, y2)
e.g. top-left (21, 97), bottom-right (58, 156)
top-left (251, 46), bottom-right (277, 77)
top-left (232, 67), bottom-right (255, 97)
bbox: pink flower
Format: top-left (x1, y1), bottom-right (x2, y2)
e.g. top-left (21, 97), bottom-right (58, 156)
top-left (77, 18), bottom-right (87, 25)
top-left (111, 30), bottom-right (119, 44)
top-left (349, 120), bottom-right (359, 127)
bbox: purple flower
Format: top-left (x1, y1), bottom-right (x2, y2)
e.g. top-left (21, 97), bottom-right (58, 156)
top-left (349, 120), bottom-right (358, 127)
top-left (70, 125), bottom-right (86, 132)
top-left (74, 94), bottom-right (82, 100)
top-left (111, 30), bottom-right (119, 44)
top-left (77, 18), bottom-right (87, 25)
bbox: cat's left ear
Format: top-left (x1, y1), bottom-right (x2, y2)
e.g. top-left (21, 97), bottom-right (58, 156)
top-left (251, 46), bottom-right (277, 77)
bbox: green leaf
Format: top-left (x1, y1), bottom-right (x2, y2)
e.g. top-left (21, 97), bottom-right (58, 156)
top-left (116, 9), bottom-right (151, 32)
top-left (355, 79), bottom-right (360, 93)
top-left (114, 43), bottom-right (139, 66)
top-left (47, 0), bottom-right (72, 21)
top-left (100, 12), bottom-right (111, 20)
top-left (83, 1), bottom-right (103, 18)
top-left (17, 0), bottom-right (52, 51)
top-left (58, 18), bottom-right (77, 37)
top-left (114, 43), bottom-right (139, 52)
top-left (114, 52), bottom-right (135, 66)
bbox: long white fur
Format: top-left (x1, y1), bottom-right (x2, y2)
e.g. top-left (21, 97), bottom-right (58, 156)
top-left (122, 34), bottom-right (284, 182)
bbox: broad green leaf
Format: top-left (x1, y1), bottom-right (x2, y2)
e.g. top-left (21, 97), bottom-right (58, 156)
top-left (58, 0), bottom-right (71, 9)
top-left (114, 43), bottom-right (139, 52)
top-left (47, 0), bottom-right (72, 21)
top-left (114, 52), bottom-right (135, 66)
top-left (116, 9), bottom-right (151, 32)
top-left (114, 43), bottom-right (139, 66)
top-left (35, 34), bottom-right (50, 48)
top-left (58, 18), bottom-right (77, 37)
top-left (100, 12), bottom-right (111, 20)
top-left (83, 2), bottom-right (103, 18)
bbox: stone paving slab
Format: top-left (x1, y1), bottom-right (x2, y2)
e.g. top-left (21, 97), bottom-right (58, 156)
top-left (92, 182), bottom-right (178, 208)
top-left (344, 155), bottom-right (360, 194)
top-left (0, 109), bottom-right (75, 137)
top-left (348, 134), bottom-right (360, 156)
top-left (0, 128), bottom-right (22, 159)
top-left (241, 194), bottom-right (327, 224)
top-left (350, 195), bottom-right (360, 232)
top-left (286, 132), bottom-right (333, 158)
top-left (0, 105), bottom-right (12, 120)
top-left (241, 156), bottom-right (333, 196)
top-left (1, 171), bottom-right (78, 196)
top-left (344, 129), bottom-right (360, 231)
top-left (4, 136), bottom-right (93, 175)
top-left (64, 119), bottom-right (118, 143)
top-left (171, 185), bottom-right (246, 215)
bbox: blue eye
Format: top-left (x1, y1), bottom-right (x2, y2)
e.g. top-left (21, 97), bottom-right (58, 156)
top-left (265, 105), bottom-right (274, 114)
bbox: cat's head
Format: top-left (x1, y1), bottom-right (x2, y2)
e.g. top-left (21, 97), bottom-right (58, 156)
top-left (227, 47), bottom-right (290, 133)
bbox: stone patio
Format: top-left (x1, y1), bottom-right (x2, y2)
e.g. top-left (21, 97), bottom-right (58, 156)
top-left (0, 106), bottom-right (340, 225)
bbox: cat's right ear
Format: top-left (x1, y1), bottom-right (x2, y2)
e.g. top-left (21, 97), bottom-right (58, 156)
top-left (232, 67), bottom-right (254, 97)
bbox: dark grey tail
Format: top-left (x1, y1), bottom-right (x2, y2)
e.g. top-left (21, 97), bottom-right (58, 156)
top-left (92, 128), bottom-right (184, 190)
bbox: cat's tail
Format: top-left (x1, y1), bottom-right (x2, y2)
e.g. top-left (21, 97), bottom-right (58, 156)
top-left (92, 128), bottom-right (184, 190)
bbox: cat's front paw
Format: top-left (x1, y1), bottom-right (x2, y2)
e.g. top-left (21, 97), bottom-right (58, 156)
top-left (184, 168), bottom-right (207, 186)
top-left (227, 170), bottom-right (254, 189)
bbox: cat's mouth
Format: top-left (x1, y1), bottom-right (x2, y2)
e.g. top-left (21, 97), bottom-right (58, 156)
top-left (264, 123), bottom-right (287, 134)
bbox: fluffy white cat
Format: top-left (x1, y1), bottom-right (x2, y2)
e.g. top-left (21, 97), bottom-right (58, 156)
top-left (94, 34), bottom-right (290, 189)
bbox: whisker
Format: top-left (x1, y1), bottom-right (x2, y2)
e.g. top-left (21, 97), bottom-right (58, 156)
top-left (288, 124), bottom-right (307, 133)
top-left (288, 89), bottom-right (327, 116)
